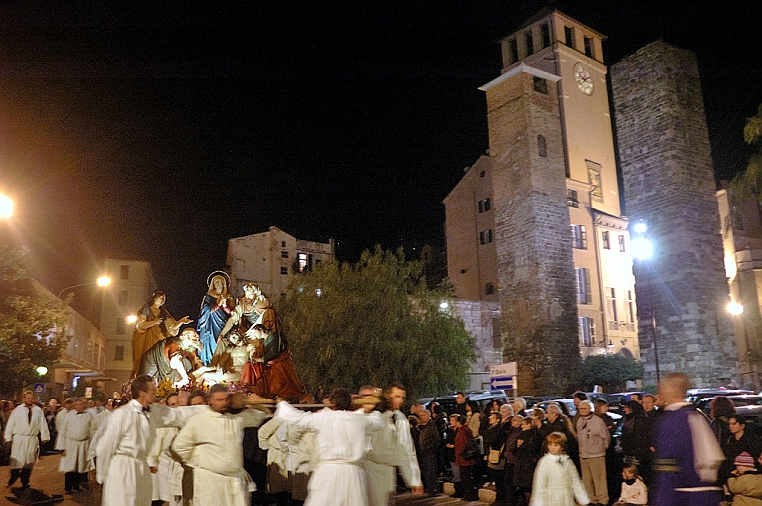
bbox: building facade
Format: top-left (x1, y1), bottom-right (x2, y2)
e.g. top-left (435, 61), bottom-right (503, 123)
top-left (444, 10), bottom-right (639, 394)
top-left (227, 226), bottom-right (336, 302)
top-left (98, 259), bottom-right (156, 392)
top-left (611, 41), bottom-right (738, 387)
top-left (717, 188), bottom-right (762, 389)
top-left (33, 280), bottom-right (109, 401)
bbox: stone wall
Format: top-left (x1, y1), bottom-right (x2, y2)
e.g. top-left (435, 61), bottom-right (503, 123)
top-left (610, 41), bottom-right (738, 387)
top-left (486, 71), bottom-right (581, 395)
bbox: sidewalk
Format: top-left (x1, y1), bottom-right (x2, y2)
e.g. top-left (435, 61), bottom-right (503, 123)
top-left (2, 453), bottom-right (488, 505)
top-left (2, 452), bottom-right (100, 505)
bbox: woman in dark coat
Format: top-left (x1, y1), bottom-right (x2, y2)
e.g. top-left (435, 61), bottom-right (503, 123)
top-left (482, 411), bottom-right (508, 502)
top-left (511, 416), bottom-right (542, 506)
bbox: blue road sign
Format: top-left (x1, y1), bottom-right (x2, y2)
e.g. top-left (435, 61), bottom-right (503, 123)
top-left (490, 376), bottom-right (513, 390)
top-left (33, 383), bottom-right (45, 394)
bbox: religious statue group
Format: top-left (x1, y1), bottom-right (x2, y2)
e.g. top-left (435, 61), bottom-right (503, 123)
top-left (131, 272), bottom-right (312, 402)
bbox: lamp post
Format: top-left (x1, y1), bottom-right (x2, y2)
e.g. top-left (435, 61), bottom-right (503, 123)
top-left (632, 220), bottom-right (660, 383)
top-left (727, 301), bottom-right (759, 390)
top-left (58, 276), bottom-right (111, 299)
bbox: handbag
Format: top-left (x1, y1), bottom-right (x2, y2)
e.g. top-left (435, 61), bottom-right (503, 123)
top-left (488, 445), bottom-right (504, 465)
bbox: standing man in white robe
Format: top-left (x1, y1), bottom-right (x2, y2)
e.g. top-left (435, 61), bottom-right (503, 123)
top-left (148, 392), bottom-right (184, 506)
top-left (54, 398), bottom-right (73, 452)
top-left (171, 384), bottom-right (268, 506)
top-left (95, 375), bottom-right (157, 506)
top-left (3, 391), bottom-right (50, 488)
top-left (59, 397), bottom-right (94, 493)
top-left (276, 388), bottom-right (385, 506)
top-left (359, 384), bottom-right (423, 506)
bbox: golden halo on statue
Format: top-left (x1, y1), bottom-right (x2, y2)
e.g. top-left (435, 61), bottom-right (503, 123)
top-left (206, 270), bottom-right (231, 288)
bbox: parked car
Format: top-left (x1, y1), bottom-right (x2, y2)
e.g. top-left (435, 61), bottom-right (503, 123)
top-left (686, 388), bottom-right (754, 404)
top-left (426, 390), bottom-right (510, 415)
top-left (525, 398), bottom-right (577, 418)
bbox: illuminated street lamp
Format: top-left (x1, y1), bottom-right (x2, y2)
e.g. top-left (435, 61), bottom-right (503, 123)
top-left (0, 193), bottom-right (12, 219)
top-left (36, 366), bottom-right (48, 376)
top-left (58, 276), bottom-right (112, 299)
top-left (632, 220), bottom-right (660, 383)
top-left (728, 301), bottom-right (744, 315)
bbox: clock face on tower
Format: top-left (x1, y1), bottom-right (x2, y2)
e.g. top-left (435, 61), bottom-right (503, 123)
top-left (573, 63), bottom-right (594, 96)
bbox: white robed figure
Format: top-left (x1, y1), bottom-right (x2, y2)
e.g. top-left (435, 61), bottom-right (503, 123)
top-left (275, 389), bottom-right (384, 506)
top-left (4, 391), bottom-right (50, 488)
top-left (58, 402), bottom-right (95, 474)
top-left (171, 384), bottom-right (269, 506)
top-left (360, 385), bottom-right (423, 506)
top-left (96, 376), bottom-right (205, 506)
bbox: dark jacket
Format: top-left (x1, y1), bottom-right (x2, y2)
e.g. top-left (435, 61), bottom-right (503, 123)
top-left (512, 427), bottom-right (542, 488)
top-left (418, 420), bottom-right (441, 456)
top-left (454, 426), bottom-right (477, 467)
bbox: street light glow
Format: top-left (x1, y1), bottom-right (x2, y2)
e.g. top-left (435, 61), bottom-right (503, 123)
top-left (633, 221), bottom-right (647, 234)
top-left (126, 315), bottom-right (137, 324)
top-left (631, 237), bottom-right (653, 260)
top-left (36, 366), bottom-right (48, 376)
top-left (0, 193), bottom-right (13, 219)
top-left (97, 276), bottom-right (111, 287)
top-left (727, 302), bottom-right (744, 315)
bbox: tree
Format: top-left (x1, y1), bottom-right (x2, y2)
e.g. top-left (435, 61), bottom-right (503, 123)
top-left (729, 103), bottom-right (762, 202)
top-left (0, 244), bottom-right (70, 397)
top-left (578, 354), bottom-right (644, 393)
top-left (278, 246), bottom-right (476, 401)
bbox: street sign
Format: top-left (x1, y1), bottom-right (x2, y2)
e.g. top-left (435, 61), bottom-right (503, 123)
top-left (490, 362), bottom-right (517, 377)
top-left (33, 383), bottom-right (45, 394)
top-left (490, 376), bottom-right (514, 390)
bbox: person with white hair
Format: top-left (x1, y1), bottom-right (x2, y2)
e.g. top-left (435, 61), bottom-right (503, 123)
top-left (575, 400), bottom-right (610, 506)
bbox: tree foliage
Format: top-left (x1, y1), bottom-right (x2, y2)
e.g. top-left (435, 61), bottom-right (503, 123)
top-left (279, 246), bottom-right (475, 401)
top-left (0, 244), bottom-right (70, 397)
top-left (729, 103), bottom-right (762, 203)
top-left (578, 354), bottom-right (644, 393)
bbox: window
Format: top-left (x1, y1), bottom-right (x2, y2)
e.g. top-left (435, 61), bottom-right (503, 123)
top-left (479, 230), bottom-right (493, 245)
top-left (624, 290), bottom-right (635, 323)
top-left (281, 241), bottom-right (286, 247)
top-left (602, 230), bottom-right (610, 249)
top-left (298, 253), bottom-right (308, 272)
top-left (116, 319), bottom-right (125, 335)
top-left (485, 283), bottom-right (495, 295)
top-left (281, 250), bottom-right (289, 259)
top-left (525, 31), bottom-right (534, 55)
top-left (618, 234), bottom-right (626, 252)
top-left (586, 160), bottom-right (602, 200)
top-left (584, 36), bottom-right (593, 58)
top-left (606, 288), bottom-right (618, 322)
top-left (567, 189), bottom-right (579, 208)
top-left (571, 225), bottom-right (587, 249)
top-left (478, 198), bottom-right (492, 213)
top-left (119, 265), bottom-right (130, 280)
top-left (118, 290), bottom-right (128, 306)
top-left (564, 26), bottom-right (575, 49)
top-left (509, 38), bottom-right (519, 63)
top-left (114, 345), bottom-right (124, 361)
top-left (579, 317), bottom-right (595, 346)
top-left (537, 135), bottom-right (547, 157)
top-left (540, 23), bottom-right (551, 48)
top-left (533, 76), bottom-right (548, 94)
top-left (280, 266), bottom-right (288, 275)
top-left (575, 268), bottom-right (591, 304)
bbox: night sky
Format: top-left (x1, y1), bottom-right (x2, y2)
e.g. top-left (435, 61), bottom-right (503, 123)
top-left (1, 1), bottom-right (761, 318)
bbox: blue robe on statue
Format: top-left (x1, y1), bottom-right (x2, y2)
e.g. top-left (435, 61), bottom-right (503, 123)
top-left (196, 292), bottom-right (231, 365)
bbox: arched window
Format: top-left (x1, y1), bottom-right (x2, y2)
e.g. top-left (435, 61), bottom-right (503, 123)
top-left (537, 135), bottom-right (547, 157)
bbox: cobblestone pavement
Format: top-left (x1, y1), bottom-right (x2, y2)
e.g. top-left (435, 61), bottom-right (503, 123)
top-left (1, 452), bottom-right (485, 505)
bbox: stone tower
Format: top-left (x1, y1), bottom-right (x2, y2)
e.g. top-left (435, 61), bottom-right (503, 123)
top-left (610, 41), bottom-right (739, 386)
top-left (480, 65), bottom-right (580, 395)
